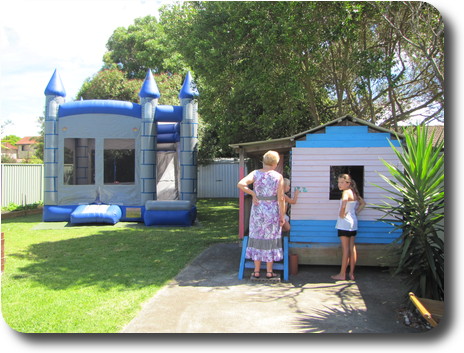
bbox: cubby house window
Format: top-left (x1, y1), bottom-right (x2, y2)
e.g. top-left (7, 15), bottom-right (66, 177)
top-left (104, 139), bottom-right (135, 185)
top-left (329, 166), bottom-right (364, 200)
top-left (63, 138), bottom-right (95, 185)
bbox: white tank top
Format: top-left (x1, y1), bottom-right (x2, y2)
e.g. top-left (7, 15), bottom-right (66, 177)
top-left (335, 200), bottom-right (358, 231)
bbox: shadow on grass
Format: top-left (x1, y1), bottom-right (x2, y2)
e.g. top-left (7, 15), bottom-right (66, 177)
top-left (10, 229), bottom-right (192, 291)
top-left (9, 199), bottom-right (239, 292)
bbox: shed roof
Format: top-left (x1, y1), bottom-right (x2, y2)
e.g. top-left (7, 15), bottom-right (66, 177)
top-left (229, 115), bottom-right (403, 157)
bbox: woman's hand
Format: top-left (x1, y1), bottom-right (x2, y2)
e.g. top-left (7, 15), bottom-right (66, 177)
top-left (252, 194), bottom-right (260, 205)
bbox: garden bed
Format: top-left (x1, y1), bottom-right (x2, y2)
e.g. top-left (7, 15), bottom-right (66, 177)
top-left (2, 206), bottom-right (43, 219)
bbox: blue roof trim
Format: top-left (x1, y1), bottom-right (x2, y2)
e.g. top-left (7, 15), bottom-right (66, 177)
top-left (139, 69), bottom-right (160, 98)
top-left (178, 71), bottom-right (199, 99)
top-left (296, 126), bottom-right (401, 148)
top-left (58, 100), bottom-right (142, 118)
top-left (44, 69), bottom-right (66, 97)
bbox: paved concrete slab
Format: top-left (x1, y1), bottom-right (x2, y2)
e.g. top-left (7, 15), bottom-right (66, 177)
top-left (121, 242), bottom-right (423, 334)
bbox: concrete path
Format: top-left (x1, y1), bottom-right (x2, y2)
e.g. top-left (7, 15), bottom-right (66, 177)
top-left (121, 243), bottom-right (423, 334)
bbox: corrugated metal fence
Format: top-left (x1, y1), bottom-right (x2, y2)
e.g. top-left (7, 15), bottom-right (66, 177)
top-left (198, 159), bottom-right (242, 198)
top-left (1, 164), bottom-right (44, 207)
top-left (1, 160), bottom-right (240, 207)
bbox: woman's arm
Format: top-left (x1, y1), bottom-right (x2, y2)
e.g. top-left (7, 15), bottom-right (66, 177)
top-left (237, 171), bottom-right (259, 205)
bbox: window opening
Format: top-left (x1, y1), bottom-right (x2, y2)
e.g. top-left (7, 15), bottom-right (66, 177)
top-left (329, 166), bottom-right (364, 200)
top-left (63, 138), bottom-right (95, 185)
top-left (104, 139), bottom-right (135, 184)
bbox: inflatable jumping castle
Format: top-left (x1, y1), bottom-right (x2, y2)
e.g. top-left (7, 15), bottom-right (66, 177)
top-left (42, 69), bottom-right (199, 226)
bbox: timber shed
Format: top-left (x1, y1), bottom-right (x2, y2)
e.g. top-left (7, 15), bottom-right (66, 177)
top-left (230, 115), bottom-right (404, 266)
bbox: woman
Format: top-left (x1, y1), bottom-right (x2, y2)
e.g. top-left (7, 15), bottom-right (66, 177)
top-left (331, 174), bottom-right (366, 281)
top-left (237, 151), bottom-right (286, 279)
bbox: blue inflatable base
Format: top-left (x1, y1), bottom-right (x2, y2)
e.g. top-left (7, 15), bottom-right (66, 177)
top-left (43, 204), bottom-right (196, 227)
top-left (43, 205), bottom-right (78, 222)
top-left (70, 204), bottom-right (122, 225)
top-left (143, 207), bottom-right (197, 226)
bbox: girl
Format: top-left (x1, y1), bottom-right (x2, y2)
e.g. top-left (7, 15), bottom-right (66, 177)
top-left (282, 178), bottom-right (299, 232)
top-left (331, 174), bottom-right (366, 281)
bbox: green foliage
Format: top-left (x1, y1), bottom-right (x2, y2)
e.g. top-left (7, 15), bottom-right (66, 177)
top-left (2, 202), bottom-right (43, 212)
top-left (372, 126), bottom-right (444, 300)
top-left (1, 135), bottom-right (21, 163)
top-left (75, 1), bottom-right (444, 159)
top-left (2, 135), bottom-right (21, 145)
top-left (160, 1), bottom-right (341, 157)
top-left (158, 1), bottom-right (443, 157)
top-left (77, 69), bottom-right (141, 102)
top-left (76, 69), bottom-right (183, 106)
top-left (103, 15), bottom-right (189, 78)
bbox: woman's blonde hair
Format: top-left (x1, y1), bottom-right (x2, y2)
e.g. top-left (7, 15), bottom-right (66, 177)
top-left (262, 150), bottom-right (280, 166)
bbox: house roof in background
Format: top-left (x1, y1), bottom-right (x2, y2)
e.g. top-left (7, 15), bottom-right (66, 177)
top-left (16, 136), bottom-right (39, 145)
top-left (1, 142), bottom-right (18, 151)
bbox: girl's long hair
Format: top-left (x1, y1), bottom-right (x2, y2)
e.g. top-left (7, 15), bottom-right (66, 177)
top-left (338, 174), bottom-right (362, 200)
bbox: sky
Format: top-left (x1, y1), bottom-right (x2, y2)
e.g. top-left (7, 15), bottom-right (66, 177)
top-left (0, 0), bottom-right (174, 138)
top-left (0, 0), bottom-right (453, 139)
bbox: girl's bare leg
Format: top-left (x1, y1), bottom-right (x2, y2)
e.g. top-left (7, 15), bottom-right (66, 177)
top-left (348, 237), bottom-right (357, 280)
top-left (332, 236), bottom-right (349, 280)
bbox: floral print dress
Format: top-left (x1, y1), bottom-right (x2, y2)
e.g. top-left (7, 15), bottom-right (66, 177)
top-left (245, 170), bottom-right (283, 262)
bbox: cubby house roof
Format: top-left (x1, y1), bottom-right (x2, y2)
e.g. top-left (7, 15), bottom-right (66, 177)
top-left (229, 115), bottom-right (404, 157)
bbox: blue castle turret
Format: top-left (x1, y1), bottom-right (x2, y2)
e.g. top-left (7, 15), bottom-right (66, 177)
top-left (44, 69), bottom-right (66, 205)
top-left (178, 72), bottom-right (199, 203)
top-left (139, 69), bottom-right (160, 203)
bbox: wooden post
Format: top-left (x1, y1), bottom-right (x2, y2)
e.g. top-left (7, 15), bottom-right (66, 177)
top-left (290, 253), bottom-right (298, 275)
top-left (238, 149), bottom-right (245, 239)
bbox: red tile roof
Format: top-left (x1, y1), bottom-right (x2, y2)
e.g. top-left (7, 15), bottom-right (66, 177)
top-left (2, 142), bottom-right (18, 150)
top-left (16, 136), bottom-right (39, 145)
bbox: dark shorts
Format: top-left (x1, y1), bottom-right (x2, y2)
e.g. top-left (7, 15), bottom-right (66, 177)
top-left (338, 229), bottom-right (357, 237)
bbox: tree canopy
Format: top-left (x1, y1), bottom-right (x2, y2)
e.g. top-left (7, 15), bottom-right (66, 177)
top-left (79, 1), bottom-right (444, 159)
top-left (76, 68), bottom-right (183, 106)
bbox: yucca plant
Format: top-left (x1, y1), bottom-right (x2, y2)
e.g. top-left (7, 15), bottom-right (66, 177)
top-left (373, 125), bottom-right (444, 300)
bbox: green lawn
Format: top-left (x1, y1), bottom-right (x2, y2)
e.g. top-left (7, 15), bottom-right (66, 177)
top-left (1, 199), bottom-right (238, 333)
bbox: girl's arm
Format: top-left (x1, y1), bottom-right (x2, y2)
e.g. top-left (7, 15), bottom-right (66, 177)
top-left (277, 176), bottom-right (286, 226)
top-left (357, 196), bottom-right (366, 214)
top-left (339, 190), bottom-right (350, 218)
top-left (285, 189), bottom-right (300, 204)
top-left (339, 200), bottom-right (347, 218)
